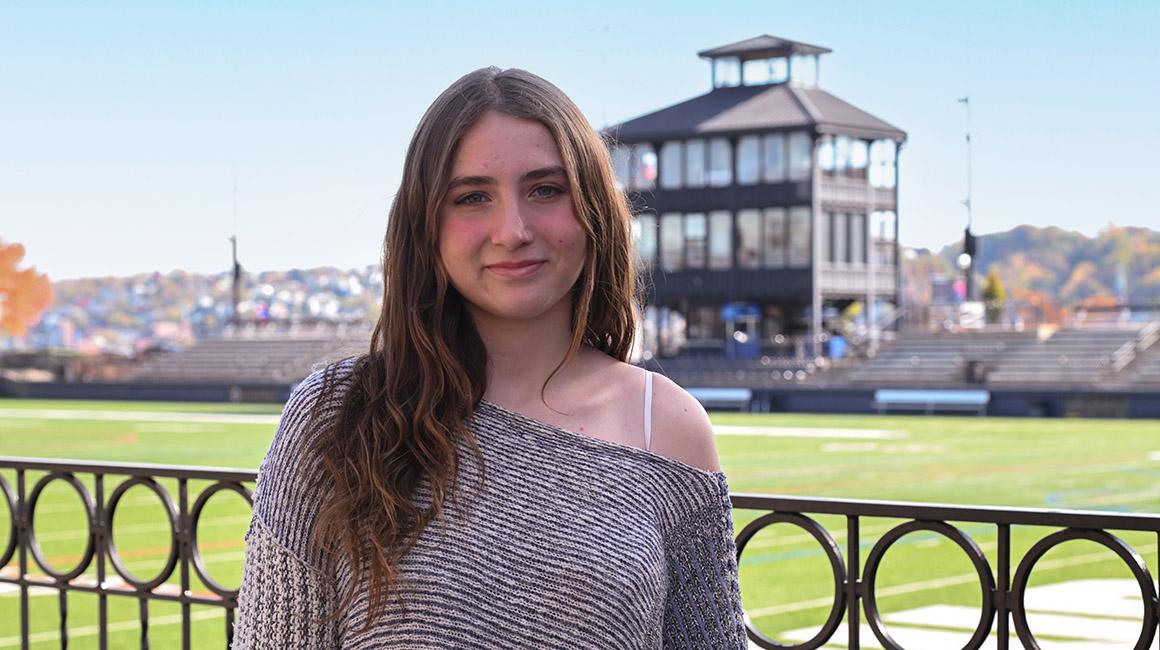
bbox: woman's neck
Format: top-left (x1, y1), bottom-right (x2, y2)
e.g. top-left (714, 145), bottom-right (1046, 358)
top-left (471, 299), bottom-right (584, 407)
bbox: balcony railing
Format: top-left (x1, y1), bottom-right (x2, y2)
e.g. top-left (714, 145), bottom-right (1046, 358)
top-left (3, 457), bottom-right (1158, 649)
top-left (732, 494), bottom-right (1160, 649)
top-left (0, 457), bottom-right (255, 650)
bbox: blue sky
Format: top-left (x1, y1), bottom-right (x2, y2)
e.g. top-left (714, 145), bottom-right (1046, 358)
top-left (3, 1), bottom-right (1158, 280)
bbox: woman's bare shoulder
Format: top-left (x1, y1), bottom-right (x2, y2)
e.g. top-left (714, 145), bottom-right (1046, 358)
top-left (647, 371), bottom-right (722, 474)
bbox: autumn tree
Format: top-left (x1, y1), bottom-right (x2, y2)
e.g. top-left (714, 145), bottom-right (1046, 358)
top-left (982, 268), bottom-right (1007, 324)
top-left (0, 240), bottom-right (54, 337)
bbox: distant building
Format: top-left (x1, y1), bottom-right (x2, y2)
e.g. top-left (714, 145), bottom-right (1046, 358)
top-left (608, 35), bottom-right (906, 359)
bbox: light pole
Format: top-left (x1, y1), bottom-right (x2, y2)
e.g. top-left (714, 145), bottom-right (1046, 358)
top-left (958, 96), bottom-right (975, 301)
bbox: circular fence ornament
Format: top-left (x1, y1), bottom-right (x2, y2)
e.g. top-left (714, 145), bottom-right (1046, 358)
top-left (862, 520), bottom-right (995, 650)
top-left (1011, 528), bottom-right (1158, 650)
top-left (734, 512), bottom-right (847, 650)
top-left (106, 477), bottom-right (180, 590)
top-left (190, 481), bottom-right (253, 597)
top-left (27, 472), bottom-right (96, 581)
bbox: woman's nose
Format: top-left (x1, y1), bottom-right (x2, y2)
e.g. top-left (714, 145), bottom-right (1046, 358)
top-left (490, 198), bottom-right (533, 248)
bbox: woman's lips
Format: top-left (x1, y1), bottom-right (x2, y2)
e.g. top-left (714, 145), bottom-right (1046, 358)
top-left (486, 260), bottom-right (546, 278)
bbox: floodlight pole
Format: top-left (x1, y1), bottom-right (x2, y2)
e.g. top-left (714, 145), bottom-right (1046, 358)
top-left (959, 96), bottom-right (975, 301)
top-left (229, 235), bottom-right (241, 327)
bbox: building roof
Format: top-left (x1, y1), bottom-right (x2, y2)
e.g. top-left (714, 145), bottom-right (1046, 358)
top-left (607, 83), bottom-right (906, 143)
top-left (697, 35), bottom-right (831, 61)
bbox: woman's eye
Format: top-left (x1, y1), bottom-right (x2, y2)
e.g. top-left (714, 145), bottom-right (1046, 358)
top-left (531, 185), bottom-right (564, 199)
top-left (454, 192), bottom-right (487, 206)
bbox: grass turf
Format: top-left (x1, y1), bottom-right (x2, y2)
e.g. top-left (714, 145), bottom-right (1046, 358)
top-left (2, 399), bottom-right (1158, 647)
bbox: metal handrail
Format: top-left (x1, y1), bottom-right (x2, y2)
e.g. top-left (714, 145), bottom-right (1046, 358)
top-left (0, 457), bottom-right (256, 650)
top-left (731, 493), bottom-right (1160, 650)
top-left (3, 457), bottom-right (1159, 649)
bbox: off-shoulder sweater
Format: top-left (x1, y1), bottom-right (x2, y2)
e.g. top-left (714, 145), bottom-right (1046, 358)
top-left (231, 360), bottom-right (748, 649)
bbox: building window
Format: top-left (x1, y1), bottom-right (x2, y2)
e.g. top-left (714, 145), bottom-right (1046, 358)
top-left (660, 213), bottom-right (683, 271)
top-left (788, 131), bottom-right (812, 181)
top-left (629, 144), bottom-right (657, 190)
top-left (789, 206), bottom-right (811, 266)
top-left (818, 135), bottom-right (836, 176)
top-left (688, 305), bottom-right (720, 340)
top-left (763, 208), bottom-right (786, 268)
top-left (834, 136), bottom-right (851, 174)
top-left (612, 145), bottom-right (631, 190)
top-left (634, 213), bottom-right (657, 267)
top-left (763, 304), bottom-right (785, 340)
top-left (871, 210), bottom-right (897, 268)
top-left (869, 140), bottom-right (897, 188)
top-left (850, 213), bottom-right (866, 265)
top-left (709, 211), bottom-right (732, 269)
top-left (819, 211), bottom-right (831, 264)
top-left (849, 139), bottom-right (869, 179)
top-left (833, 212), bottom-right (849, 264)
top-left (660, 141), bottom-right (682, 189)
top-left (685, 139), bottom-right (706, 188)
top-left (707, 137), bottom-right (733, 187)
top-left (713, 58), bottom-right (741, 88)
top-left (685, 213), bottom-right (707, 269)
top-left (871, 210), bottom-right (897, 242)
top-left (737, 136), bottom-right (760, 185)
top-left (736, 209), bottom-right (761, 269)
top-left (763, 133), bottom-right (786, 182)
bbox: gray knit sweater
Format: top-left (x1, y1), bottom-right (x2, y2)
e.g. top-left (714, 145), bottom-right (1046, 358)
top-left (232, 360), bottom-right (748, 649)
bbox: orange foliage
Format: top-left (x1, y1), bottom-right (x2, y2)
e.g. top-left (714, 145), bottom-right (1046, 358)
top-left (1009, 288), bottom-right (1062, 325)
top-left (0, 240), bottom-right (54, 336)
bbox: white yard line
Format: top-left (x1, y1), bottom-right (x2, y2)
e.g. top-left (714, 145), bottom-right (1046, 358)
top-left (0, 409), bottom-right (279, 425)
top-left (0, 609), bottom-right (226, 647)
top-left (714, 425), bottom-right (906, 440)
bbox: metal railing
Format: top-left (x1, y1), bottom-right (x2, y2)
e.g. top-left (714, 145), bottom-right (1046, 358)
top-left (3, 457), bottom-right (1159, 649)
top-left (732, 494), bottom-right (1160, 649)
top-left (0, 457), bottom-right (255, 650)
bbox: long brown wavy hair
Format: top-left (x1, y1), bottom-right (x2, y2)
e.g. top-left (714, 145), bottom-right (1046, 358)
top-left (307, 67), bottom-right (639, 631)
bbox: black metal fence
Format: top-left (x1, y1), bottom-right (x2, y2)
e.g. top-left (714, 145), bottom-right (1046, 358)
top-left (733, 493), bottom-right (1160, 650)
top-left (0, 456), bottom-right (254, 650)
top-left (3, 456), bottom-right (1159, 649)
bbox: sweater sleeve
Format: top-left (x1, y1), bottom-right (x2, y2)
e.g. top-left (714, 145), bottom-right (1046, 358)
top-left (230, 364), bottom-right (352, 649)
top-left (661, 475), bottom-right (749, 650)
top-left (231, 517), bottom-right (341, 649)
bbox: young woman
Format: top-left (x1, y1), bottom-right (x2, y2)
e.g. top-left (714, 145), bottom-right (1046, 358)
top-left (232, 67), bottom-right (748, 649)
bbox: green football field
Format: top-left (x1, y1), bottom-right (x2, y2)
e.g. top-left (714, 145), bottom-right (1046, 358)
top-left (1, 398), bottom-right (1158, 648)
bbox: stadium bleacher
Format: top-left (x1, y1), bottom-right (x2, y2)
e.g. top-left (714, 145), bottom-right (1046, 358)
top-left (985, 326), bottom-right (1147, 385)
top-left (128, 334), bottom-right (368, 384)
top-left (845, 325), bottom-right (1156, 388)
top-left (845, 330), bottom-right (1038, 386)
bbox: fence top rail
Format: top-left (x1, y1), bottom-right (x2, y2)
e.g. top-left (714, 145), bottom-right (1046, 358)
top-left (0, 456), bottom-right (257, 482)
top-left (732, 493), bottom-right (1160, 532)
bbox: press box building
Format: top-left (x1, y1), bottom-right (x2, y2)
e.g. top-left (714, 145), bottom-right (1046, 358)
top-left (608, 35), bottom-right (906, 360)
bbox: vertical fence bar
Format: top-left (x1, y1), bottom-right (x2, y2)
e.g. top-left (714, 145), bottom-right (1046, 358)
top-left (847, 515), bottom-right (860, 649)
top-left (997, 523), bottom-right (1010, 650)
top-left (139, 597), bottom-right (149, 650)
top-left (58, 589), bottom-right (68, 649)
top-left (179, 478), bottom-right (191, 650)
top-left (18, 469), bottom-right (29, 650)
top-left (95, 473), bottom-right (107, 650)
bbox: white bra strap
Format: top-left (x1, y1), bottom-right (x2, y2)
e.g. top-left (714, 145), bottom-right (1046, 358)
top-left (643, 371), bottom-right (653, 451)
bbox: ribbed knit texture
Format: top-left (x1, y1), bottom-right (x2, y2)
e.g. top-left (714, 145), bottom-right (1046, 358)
top-left (232, 360), bottom-right (748, 649)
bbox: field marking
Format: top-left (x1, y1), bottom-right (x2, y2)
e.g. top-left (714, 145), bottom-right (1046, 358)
top-left (820, 442), bottom-right (945, 454)
top-left (0, 608), bottom-right (225, 647)
top-left (746, 543), bottom-right (1158, 619)
top-left (715, 425), bottom-right (905, 440)
top-left (0, 409), bottom-right (279, 425)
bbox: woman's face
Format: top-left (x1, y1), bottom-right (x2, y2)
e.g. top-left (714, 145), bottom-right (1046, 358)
top-left (437, 111), bottom-right (587, 328)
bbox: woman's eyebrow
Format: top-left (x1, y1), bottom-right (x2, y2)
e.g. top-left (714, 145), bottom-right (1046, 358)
top-left (446, 175), bottom-right (493, 191)
top-left (522, 165), bottom-right (566, 181)
top-left (446, 166), bottom-right (565, 192)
